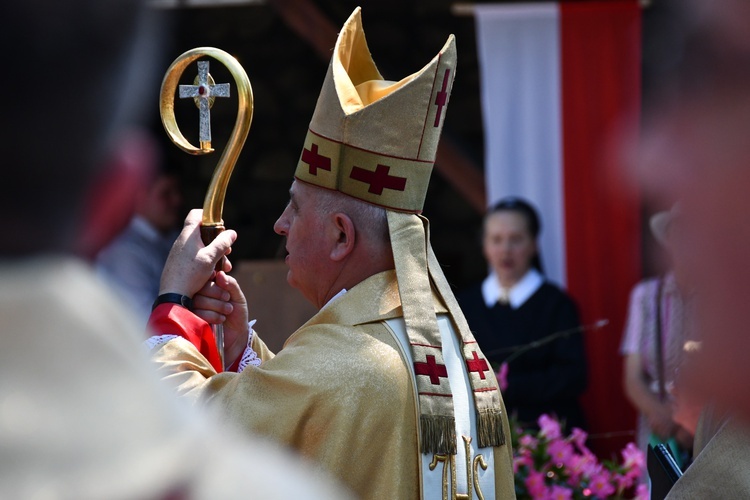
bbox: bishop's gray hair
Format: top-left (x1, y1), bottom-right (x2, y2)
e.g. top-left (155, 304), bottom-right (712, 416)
top-left (314, 189), bottom-right (390, 246)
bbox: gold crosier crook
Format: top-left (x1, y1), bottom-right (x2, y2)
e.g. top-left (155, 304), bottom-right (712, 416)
top-left (160, 47), bottom-right (254, 369)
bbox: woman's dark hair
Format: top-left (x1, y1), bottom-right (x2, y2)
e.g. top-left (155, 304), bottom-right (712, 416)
top-left (485, 197), bottom-right (545, 274)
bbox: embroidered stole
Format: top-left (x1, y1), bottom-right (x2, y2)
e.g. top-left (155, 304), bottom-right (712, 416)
top-left (387, 211), bottom-right (505, 455)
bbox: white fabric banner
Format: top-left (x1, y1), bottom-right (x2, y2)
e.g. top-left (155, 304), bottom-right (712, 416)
top-left (475, 3), bottom-right (567, 286)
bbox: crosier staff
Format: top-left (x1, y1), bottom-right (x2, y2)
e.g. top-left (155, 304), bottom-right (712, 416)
top-left (160, 47), bottom-right (254, 369)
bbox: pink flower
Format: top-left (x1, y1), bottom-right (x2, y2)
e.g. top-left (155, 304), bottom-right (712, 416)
top-left (578, 451), bottom-right (601, 477)
top-left (588, 469), bottom-right (616, 498)
top-left (524, 470), bottom-right (547, 498)
top-left (510, 415), bottom-right (649, 499)
top-left (569, 427), bottom-right (588, 451)
top-left (614, 470), bottom-right (635, 491)
top-left (548, 484), bottom-right (573, 500)
top-left (519, 434), bottom-right (539, 450)
top-left (635, 483), bottom-right (650, 500)
top-left (496, 362), bottom-right (509, 391)
top-left (564, 454), bottom-right (585, 484)
top-left (514, 453), bottom-right (533, 473)
top-left (538, 414), bottom-right (562, 440)
top-left (547, 439), bottom-right (574, 466)
top-left (621, 442), bottom-right (645, 471)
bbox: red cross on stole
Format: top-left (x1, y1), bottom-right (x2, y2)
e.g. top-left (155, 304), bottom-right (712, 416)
top-left (350, 164), bottom-right (407, 195)
top-left (414, 355), bottom-right (449, 385)
top-left (466, 351), bottom-right (490, 380)
top-left (301, 143), bottom-right (331, 175)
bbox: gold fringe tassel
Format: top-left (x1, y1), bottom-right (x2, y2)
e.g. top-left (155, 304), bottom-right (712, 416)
top-left (420, 415), bottom-right (457, 455)
top-left (477, 409), bottom-right (506, 448)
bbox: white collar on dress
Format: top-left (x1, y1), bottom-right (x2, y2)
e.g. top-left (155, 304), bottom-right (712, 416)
top-left (481, 268), bottom-right (544, 309)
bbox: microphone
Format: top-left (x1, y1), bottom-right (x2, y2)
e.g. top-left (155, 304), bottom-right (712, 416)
top-left (485, 319), bottom-right (609, 364)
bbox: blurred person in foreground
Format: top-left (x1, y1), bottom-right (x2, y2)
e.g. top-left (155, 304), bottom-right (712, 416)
top-left (621, 206), bottom-right (696, 467)
top-left (632, 0), bottom-right (750, 496)
top-left (97, 163), bottom-right (183, 326)
top-left (0, 1), bottom-right (350, 498)
top-left (459, 197), bottom-right (587, 431)
top-left (146, 8), bottom-right (516, 499)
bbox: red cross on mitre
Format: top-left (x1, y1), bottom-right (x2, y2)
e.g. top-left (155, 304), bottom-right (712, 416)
top-left (350, 164), bottom-right (407, 195)
top-left (414, 355), bottom-right (449, 385)
top-left (466, 351), bottom-right (490, 380)
top-left (301, 143), bottom-right (331, 175)
top-left (433, 68), bottom-right (451, 127)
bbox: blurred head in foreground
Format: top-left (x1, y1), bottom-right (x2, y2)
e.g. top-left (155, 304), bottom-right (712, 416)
top-left (636, 0), bottom-right (750, 419)
top-left (0, 2), bottom-right (351, 498)
top-left (2, 0), bottom-right (164, 258)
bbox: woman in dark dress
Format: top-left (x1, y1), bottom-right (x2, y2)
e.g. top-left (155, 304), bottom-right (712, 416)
top-left (459, 198), bottom-right (588, 430)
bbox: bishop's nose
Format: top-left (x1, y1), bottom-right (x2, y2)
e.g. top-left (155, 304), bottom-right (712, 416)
top-left (274, 213), bottom-right (289, 236)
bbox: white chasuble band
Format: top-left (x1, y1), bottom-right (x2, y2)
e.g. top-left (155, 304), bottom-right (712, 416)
top-left (385, 315), bottom-right (496, 499)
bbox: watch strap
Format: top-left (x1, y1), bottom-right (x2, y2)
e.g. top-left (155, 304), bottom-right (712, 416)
top-left (152, 293), bottom-right (193, 312)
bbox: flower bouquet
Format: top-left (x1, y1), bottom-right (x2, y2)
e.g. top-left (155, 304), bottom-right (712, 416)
top-left (511, 413), bottom-right (647, 500)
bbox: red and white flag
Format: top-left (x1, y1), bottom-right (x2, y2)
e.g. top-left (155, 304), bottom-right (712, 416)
top-left (475, 0), bottom-right (642, 452)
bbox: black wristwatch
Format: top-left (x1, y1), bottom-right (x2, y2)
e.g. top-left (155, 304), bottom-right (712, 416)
top-left (152, 293), bottom-right (193, 311)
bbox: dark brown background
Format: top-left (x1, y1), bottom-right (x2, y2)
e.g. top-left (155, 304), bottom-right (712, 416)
top-left (150, 0), bottom-right (510, 294)
top-left (149, 0), bottom-right (665, 291)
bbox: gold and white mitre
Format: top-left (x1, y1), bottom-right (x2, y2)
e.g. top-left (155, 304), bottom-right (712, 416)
top-left (294, 8), bottom-right (448, 212)
top-left (294, 7), bottom-right (505, 463)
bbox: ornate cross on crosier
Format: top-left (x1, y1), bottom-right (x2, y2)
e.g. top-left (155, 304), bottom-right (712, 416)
top-left (160, 47), bottom-right (254, 370)
top-left (179, 60), bottom-right (230, 151)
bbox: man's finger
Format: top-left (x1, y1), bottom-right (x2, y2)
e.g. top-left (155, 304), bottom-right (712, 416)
top-left (222, 257), bottom-right (233, 273)
top-left (193, 308), bottom-right (227, 325)
top-left (206, 229), bottom-right (237, 258)
top-left (195, 281), bottom-right (230, 301)
top-left (183, 208), bottom-right (203, 226)
top-left (193, 295), bottom-right (234, 315)
top-left (215, 272), bottom-right (246, 304)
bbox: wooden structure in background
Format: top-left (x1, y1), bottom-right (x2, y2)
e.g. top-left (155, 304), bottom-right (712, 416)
top-left (234, 260), bottom-right (318, 352)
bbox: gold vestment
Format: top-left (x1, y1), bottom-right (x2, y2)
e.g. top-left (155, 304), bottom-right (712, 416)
top-left (152, 270), bottom-right (515, 499)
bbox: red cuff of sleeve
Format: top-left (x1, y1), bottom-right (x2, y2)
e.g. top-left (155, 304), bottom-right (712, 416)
top-left (147, 303), bottom-right (223, 373)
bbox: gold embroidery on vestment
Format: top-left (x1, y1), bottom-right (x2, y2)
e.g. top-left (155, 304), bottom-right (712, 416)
top-left (429, 435), bottom-right (488, 500)
top-left (429, 453), bottom-right (450, 500)
top-left (457, 436), bottom-right (473, 500)
top-left (473, 453), bottom-right (489, 500)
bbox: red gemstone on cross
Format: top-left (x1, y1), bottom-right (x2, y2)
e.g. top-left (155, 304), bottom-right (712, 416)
top-left (433, 68), bottom-right (451, 127)
top-left (301, 143), bottom-right (331, 175)
top-left (350, 164), bottom-right (407, 195)
top-left (198, 85), bottom-right (206, 95)
top-left (466, 351), bottom-right (489, 380)
top-left (414, 355), bottom-right (449, 385)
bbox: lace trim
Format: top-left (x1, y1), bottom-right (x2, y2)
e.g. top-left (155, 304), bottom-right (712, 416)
top-left (144, 324), bottom-right (261, 372)
top-left (144, 334), bottom-right (180, 350)
top-left (237, 321), bottom-right (261, 373)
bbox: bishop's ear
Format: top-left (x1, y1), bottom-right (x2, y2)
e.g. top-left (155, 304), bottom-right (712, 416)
top-left (329, 212), bottom-right (356, 262)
